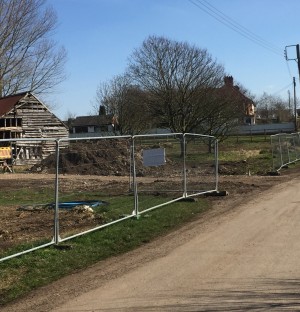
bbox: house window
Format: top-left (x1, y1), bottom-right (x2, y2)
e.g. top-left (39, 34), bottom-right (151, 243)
top-left (0, 118), bottom-right (22, 127)
top-left (0, 131), bottom-right (12, 139)
top-left (87, 126), bottom-right (95, 133)
top-left (245, 117), bottom-right (252, 125)
top-left (16, 118), bottom-right (22, 126)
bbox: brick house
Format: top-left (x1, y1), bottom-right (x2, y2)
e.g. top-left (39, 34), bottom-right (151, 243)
top-left (221, 76), bottom-right (256, 125)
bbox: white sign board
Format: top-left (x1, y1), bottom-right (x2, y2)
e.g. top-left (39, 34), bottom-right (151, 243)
top-left (143, 148), bottom-right (166, 167)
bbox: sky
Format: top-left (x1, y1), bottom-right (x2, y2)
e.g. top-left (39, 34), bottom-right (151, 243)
top-left (46, 0), bottom-right (300, 120)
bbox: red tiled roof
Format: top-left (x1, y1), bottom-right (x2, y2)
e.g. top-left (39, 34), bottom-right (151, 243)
top-left (0, 92), bottom-right (27, 117)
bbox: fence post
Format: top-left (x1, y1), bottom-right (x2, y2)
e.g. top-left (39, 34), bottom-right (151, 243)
top-left (182, 134), bottom-right (187, 198)
top-left (296, 132), bottom-right (300, 160)
top-left (131, 136), bottom-right (139, 218)
top-left (129, 139), bottom-right (133, 192)
top-left (53, 139), bottom-right (61, 244)
top-left (286, 134), bottom-right (291, 164)
top-left (271, 135), bottom-right (276, 171)
top-left (279, 135), bottom-right (283, 168)
top-left (215, 138), bottom-right (219, 192)
top-left (292, 134), bottom-right (296, 162)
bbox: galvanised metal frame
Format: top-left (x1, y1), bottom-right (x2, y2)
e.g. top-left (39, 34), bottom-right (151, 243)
top-left (0, 135), bottom-right (134, 262)
top-left (184, 133), bottom-right (219, 196)
top-left (271, 133), bottom-right (300, 172)
top-left (0, 133), bottom-right (219, 262)
top-left (131, 133), bottom-right (219, 217)
top-left (0, 137), bottom-right (58, 262)
top-left (55, 135), bottom-right (135, 244)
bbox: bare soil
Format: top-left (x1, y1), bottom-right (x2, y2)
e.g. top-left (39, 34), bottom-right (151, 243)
top-left (1, 138), bottom-right (273, 252)
top-left (0, 174), bottom-right (131, 251)
top-left (0, 169), bottom-right (285, 253)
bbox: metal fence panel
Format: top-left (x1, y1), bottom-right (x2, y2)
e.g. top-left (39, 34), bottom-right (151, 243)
top-left (0, 138), bottom-right (58, 262)
top-left (55, 136), bottom-right (135, 243)
top-left (271, 134), bottom-right (282, 170)
top-left (0, 133), bottom-right (219, 262)
top-left (184, 133), bottom-right (218, 197)
top-left (132, 133), bottom-right (185, 215)
top-left (271, 133), bottom-right (300, 171)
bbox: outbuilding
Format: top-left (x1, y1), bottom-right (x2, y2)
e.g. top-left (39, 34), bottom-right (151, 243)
top-left (0, 91), bottom-right (69, 165)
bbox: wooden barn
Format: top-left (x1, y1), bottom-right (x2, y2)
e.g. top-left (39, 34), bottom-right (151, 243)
top-left (0, 91), bottom-right (69, 165)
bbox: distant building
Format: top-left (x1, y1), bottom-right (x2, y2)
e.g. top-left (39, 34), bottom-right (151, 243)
top-left (220, 76), bottom-right (256, 125)
top-left (69, 115), bottom-right (117, 136)
top-left (0, 91), bottom-right (69, 165)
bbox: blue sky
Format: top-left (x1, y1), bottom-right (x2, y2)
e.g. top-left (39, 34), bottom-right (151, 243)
top-left (47, 0), bottom-right (300, 120)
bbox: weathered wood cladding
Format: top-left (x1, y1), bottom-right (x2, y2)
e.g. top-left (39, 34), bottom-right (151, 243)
top-left (0, 92), bottom-right (69, 165)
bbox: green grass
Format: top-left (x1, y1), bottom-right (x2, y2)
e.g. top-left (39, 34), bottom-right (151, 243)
top-left (168, 135), bottom-right (274, 174)
top-left (0, 197), bottom-right (210, 306)
top-left (217, 135), bottom-right (274, 174)
top-left (0, 187), bottom-right (54, 205)
top-left (137, 135), bottom-right (274, 174)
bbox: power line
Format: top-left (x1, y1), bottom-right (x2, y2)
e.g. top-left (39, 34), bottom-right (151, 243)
top-left (188, 0), bottom-right (283, 57)
top-left (272, 82), bottom-right (293, 96)
top-left (285, 44), bottom-right (300, 85)
top-left (285, 60), bottom-right (293, 79)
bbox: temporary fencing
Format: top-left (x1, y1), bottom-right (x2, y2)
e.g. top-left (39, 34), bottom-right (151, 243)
top-left (56, 135), bottom-right (134, 244)
top-left (271, 133), bottom-right (300, 171)
top-left (0, 138), bottom-right (59, 262)
top-left (184, 133), bottom-right (218, 197)
top-left (132, 133), bottom-right (218, 215)
top-left (0, 133), bottom-right (218, 262)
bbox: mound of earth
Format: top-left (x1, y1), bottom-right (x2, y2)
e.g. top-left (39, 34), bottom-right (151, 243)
top-left (30, 139), bottom-right (252, 177)
top-left (30, 139), bottom-right (132, 176)
top-left (29, 139), bottom-right (179, 177)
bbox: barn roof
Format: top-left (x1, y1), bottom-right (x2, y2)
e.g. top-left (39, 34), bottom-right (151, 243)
top-left (0, 92), bottom-right (28, 117)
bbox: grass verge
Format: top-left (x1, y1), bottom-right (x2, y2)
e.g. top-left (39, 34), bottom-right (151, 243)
top-left (0, 197), bottom-right (210, 306)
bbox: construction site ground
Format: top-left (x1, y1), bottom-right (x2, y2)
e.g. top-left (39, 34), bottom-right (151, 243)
top-left (1, 165), bottom-right (299, 311)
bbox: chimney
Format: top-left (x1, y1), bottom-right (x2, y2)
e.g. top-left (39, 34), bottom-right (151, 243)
top-left (224, 76), bottom-right (234, 87)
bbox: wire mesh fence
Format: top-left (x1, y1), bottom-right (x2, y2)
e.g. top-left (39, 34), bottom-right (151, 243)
top-left (132, 133), bottom-right (185, 214)
top-left (0, 133), bottom-right (218, 262)
top-left (185, 133), bottom-right (218, 197)
top-left (56, 136), bottom-right (135, 243)
top-left (0, 138), bottom-right (58, 262)
top-left (271, 133), bottom-right (300, 171)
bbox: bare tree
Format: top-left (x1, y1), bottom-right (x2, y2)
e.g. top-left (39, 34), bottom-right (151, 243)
top-left (95, 75), bottom-right (150, 134)
top-left (128, 36), bottom-right (230, 136)
top-left (0, 0), bottom-right (67, 97)
top-left (94, 36), bottom-right (250, 143)
top-left (95, 75), bottom-right (131, 118)
top-left (256, 93), bottom-right (291, 123)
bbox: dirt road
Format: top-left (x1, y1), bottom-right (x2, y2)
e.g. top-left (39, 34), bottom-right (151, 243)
top-left (44, 177), bottom-right (300, 311)
top-left (2, 173), bottom-right (300, 311)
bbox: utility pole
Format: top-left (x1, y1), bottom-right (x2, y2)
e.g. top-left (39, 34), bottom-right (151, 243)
top-left (297, 44), bottom-right (300, 81)
top-left (285, 44), bottom-right (300, 131)
top-left (285, 44), bottom-right (300, 82)
top-left (288, 90), bottom-right (291, 117)
top-left (293, 77), bottom-right (297, 131)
